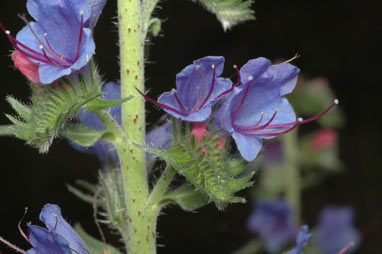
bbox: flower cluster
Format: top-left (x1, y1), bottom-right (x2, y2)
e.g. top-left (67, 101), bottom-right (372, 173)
top-left (138, 56), bottom-right (338, 162)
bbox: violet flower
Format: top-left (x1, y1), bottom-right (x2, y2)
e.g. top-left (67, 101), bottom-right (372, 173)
top-left (1, 0), bottom-right (106, 84)
top-left (286, 225), bottom-right (313, 254)
top-left (247, 199), bottom-right (296, 253)
top-left (26, 204), bottom-right (88, 254)
top-left (216, 57), bottom-right (338, 161)
top-left (72, 82), bottom-right (173, 167)
top-left (137, 56), bottom-right (232, 122)
top-left (315, 206), bottom-right (360, 254)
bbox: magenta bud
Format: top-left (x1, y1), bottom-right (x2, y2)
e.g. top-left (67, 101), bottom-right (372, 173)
top-left (12, 50), bottom-right (40, 83)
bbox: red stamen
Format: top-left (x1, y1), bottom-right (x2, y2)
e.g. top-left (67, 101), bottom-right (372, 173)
top-left (40, 45), bottom-right (69, 68)
top-left (135, 87), bottom-right (188, 116)
top-left (232, 76), bottom-right (253, 121)
top-left (251, 121), bottom-right (300, 137)
top-left (337, 242), bottom-right (355, 254)
top-left (73, 11), bottom-right (84, 62)
top-left (173, 91), bottom-right (187, 112)
top-left (53, 215), bottom-right (58, 231)
top-left (234, 110), bottom-right (278, 132)
top-left (44, 34), bottom-right (73, 64)
top-left (214, 65), bottom-right (241, 100)
top-left (199, 64), bottom-right (216, 110)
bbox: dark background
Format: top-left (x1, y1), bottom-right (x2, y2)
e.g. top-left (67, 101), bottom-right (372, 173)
top-left (0, 0), bottom-right (381, 253)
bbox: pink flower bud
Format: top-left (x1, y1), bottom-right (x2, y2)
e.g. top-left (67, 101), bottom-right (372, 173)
top-left (190, 122), bottom-right (225, 153)
top-left (12, 50), bottom-right (40, 83)
top-left (310, 129), bottom-right (338, 150)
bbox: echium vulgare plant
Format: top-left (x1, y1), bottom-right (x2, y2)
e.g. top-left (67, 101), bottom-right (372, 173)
top-left (0, 0), bottom-right (342, 254)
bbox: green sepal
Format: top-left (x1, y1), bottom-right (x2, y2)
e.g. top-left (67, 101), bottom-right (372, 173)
top-left (74, 224), bottom-right (121, 254)
top-left (67, 183), bottom-right (101, 205)
top-left (134, 128), bottom-right (256, 207)
top-left (61, 123), bottom-right (107, 147)
top-left (85, 95), bottom-right (134, 111)
top-left (5, 61), bottom-right (104, 153)
top-left (163, 184), bottom-right (209, 211)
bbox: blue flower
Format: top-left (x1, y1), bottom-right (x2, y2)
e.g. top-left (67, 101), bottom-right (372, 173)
top-left (247, 199), bottom-right (296, 253)
top-left (216, 57), bottom-right (338, 161)
top-left (72, 82), bottom-right (173, 167)
top-left (137, 56), bottom-right (232, 122)
top-left (26, 204), bottom-right (88, 254)
top-left (315, 206), bottom-right (360, 254)
top-left (1, 0), bottom-right (106, 84)
top-left (286, 225), bottom-right (313, 254)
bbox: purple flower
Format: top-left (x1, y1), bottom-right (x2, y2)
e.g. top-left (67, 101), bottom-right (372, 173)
top-left (26, 204), bottom-right (88, 254)
top-left (72, 82), bottom-right (173, 166)
top-left (247, 199), bottom-right (295, 253)
top-left (137, 56), bottom-right (232, 122)
top-left (286, 225), bottom-right (313, 254)
top-left (315, 206), bottom-right (360, 254)
top-left (216, 57), bottom-right (338, 161)
top-left (1, 0), bottom-right (106, 84)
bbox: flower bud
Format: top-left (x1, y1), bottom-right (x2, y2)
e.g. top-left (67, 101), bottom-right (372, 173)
top-left (12, 50), bottom-right (40, 83)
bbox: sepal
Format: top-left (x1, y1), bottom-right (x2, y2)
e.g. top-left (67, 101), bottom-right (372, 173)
top-left (135, 121), bottom-right (256, 208)
top-left (85, 95), bottom-right (134, 111)
top-left (5, 63), bottom-right (103, 153)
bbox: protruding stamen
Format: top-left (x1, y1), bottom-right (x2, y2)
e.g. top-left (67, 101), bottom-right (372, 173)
top-left (135, 87), bottom-right (188, 116)
top-left (234, 109), bottom-right (279, 132)
top-left (284, 53), bottom-right (300, 63)
top-left (0, 236), bottom-right (26, 254)
top-left (18, 208), bottom-right (29, 243)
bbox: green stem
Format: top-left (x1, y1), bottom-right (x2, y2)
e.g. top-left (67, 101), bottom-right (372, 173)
top-left (0, 125), bottom-right (14, 136)
top-left (282, 131), bottom-right (301, 220)
top-left (148, 165), bottom-right (177, 208)
top-left (117, 0), bottom-right (157, 253)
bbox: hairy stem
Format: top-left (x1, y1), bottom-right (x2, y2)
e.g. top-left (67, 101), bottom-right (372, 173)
top-left (117, 0), bottom-right (155, 253)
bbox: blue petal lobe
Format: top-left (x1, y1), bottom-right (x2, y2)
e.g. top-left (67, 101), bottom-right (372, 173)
top-left (27, 225), bottom-right (72, 254)
top-left (39, 204), bottom-right (89, 254)
top-left (232, 132), bottom-right (262, 161)
top-left (87, 0), bottom-right (107, 28)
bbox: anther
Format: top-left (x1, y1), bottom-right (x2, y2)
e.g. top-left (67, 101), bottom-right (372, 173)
top-left (86, 54), bottom-right (89, 63)
top-left (44, 33), bottom-right (47, 37)
top-left (211, 64), bottom-right (215, 69)
top-left (298, 117), bottom-right (303, 122)
top-left (248, 75), bottom-right (253, 81)
top-left (5, 30), bottom-right (10, 35)
top-left (80, 10), bottom-right (84, 15)
top-left (233, 64), bottom-right (237, 69)
top-left (39, 45), bottom-right (44, 49)
top-left (171, 88), bottom-right (176, 92)
top-left (334, 99), bottom-right (339, 104)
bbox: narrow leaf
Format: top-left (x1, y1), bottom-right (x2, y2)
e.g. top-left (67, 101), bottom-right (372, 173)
top-left (61, 124), bottom-right (106, 147)
top-left (164, 184), bottom-right (209, 211)
top-left (85, 95), bottom-right (134, 111)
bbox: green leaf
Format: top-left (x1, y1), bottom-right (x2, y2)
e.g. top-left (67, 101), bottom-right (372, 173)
top-left (61, 124), bottom-right (107, 147)
top-left (6, 96), bottom-right (32, 121)
top-left (192, 0), bottom-right (255, 31)
top-left (85, 95), bottom-right (134, 111)
top-left (164, 184), bottom-right (209, 211)
top-left (74, 224), bottom-right (121, 254)
top-left (0, 125), bottom-right (14, 136)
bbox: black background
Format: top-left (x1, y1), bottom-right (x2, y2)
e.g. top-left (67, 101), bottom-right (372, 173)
top-left (0, 0), bottom-right (381, 253)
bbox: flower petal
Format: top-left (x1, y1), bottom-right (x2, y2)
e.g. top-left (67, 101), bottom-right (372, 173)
top-left (39, 204), bottom-right (88, 254)
top-left (87, 0), bottom-right (107, 28)
top-left (27, 225), bottom-right (72, 254)
top-left (232, 132), bottom-right (262, 161)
